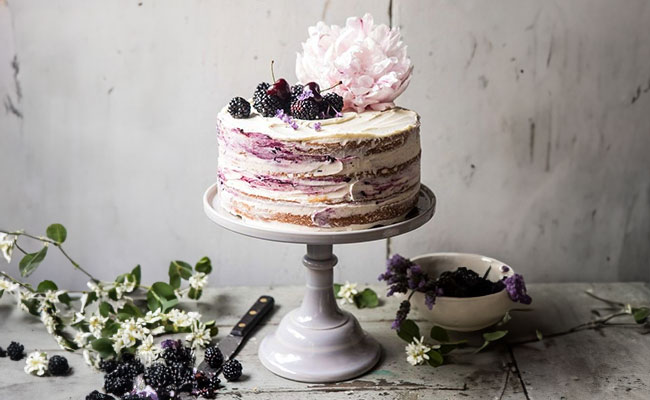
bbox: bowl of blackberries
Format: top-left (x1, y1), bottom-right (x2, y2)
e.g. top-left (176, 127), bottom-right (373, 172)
top-left (409, 253), bottom-right (531, 332)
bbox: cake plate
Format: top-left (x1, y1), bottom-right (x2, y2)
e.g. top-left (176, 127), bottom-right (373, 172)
top-left (203, 183), bottom-right (436, 383)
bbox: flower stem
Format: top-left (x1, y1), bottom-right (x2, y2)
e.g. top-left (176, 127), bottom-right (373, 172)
top-left (0, 271), bottom-right (36, 293)
top-left (1, 230), bottom-right (100, 283)
top-left (584, 290), bottom-right (625, 307)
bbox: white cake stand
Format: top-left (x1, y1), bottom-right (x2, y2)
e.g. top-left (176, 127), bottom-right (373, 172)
top-left (203, 183), bottom-right (436, 383)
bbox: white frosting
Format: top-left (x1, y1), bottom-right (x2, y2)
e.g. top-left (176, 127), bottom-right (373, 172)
top-left (217, 106), bottom-right (419, 141)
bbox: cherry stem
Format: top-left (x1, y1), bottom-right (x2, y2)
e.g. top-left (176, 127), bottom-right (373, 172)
top-left (321, 81), bottom-right (343, 92)
top-left (270, 60), bottom-right (276, 83)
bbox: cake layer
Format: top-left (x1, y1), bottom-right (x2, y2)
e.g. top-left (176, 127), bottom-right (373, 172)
top-left (216, 107), bottom-right (421, 230)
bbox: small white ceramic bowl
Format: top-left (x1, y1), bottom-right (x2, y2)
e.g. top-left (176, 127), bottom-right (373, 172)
top-left (410, 252), bottom-right (523, 332)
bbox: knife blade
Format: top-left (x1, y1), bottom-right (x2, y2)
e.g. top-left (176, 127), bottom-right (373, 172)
top-left (197, 295), bottom-right (274, 373)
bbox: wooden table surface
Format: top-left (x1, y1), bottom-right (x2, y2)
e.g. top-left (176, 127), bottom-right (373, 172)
top-left (0, 282), bottom-right (649, 399)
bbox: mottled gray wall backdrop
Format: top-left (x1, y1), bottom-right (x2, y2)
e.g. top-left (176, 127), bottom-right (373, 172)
top-left (1, 1), bottom-right (649, 290)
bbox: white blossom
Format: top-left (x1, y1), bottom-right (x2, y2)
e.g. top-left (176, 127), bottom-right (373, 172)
top-left (24, 351), bottom-right (48, 376)
top-left (112, 318), bottom-right (149, 351)
top-left (17, 290), bottom-right (32, 312)
top-left (185, 321), bottom-right (211, 348)
top-left (40, 311), bottom-right (57, 334)
top-left (0, 278), bottom-right (19, 293)
top-left (72, 312), bottom-right (85, 324)
top-left (43, 289), bottom-right (66, 305)
top-left (143, 309), bottom-right (162, 324)
top-left (0, 233), bottom-right (16, 263)
top-left (73, 331), bottom-right (91, 348)
top-left (54, 335), bottom-right (73, 351)
top-left (136, 335), bottom-right (160, 367)
top-left (83, 349), bottom-right (101, 369)
top-left (405, 336), bottom-right (432, 366)
top-left (115, 275), bottom-right (137, 298)
top-left (88, 313), bottom-right (108, 337)
top-left (167, 309), bottom-right (192, 328)
top-left (337, 281), bottom-right (359, 305)
top-left (189, 272), bottom-right (208, 290)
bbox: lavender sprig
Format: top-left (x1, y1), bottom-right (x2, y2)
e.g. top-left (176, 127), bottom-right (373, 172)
top-left (503, 274), bottom-right (532, 304)
top-left (275, 109), bottom-right (299, 130)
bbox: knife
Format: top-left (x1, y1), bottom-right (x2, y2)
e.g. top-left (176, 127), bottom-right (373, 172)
top-left (197, 295), bottom-right (275, 373)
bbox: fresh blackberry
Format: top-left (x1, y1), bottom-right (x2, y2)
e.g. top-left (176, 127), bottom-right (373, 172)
top-left (120, 353), bottom-right (136, 363)
top-left (203, 346), bottom-right (224, 369)
top-left (168, 361), bottom-right (194, 392)
top-left (104, 374), bottom-right (133, 396)
top-left (144, 363), bottom-right (173, 389)
top-left (290, 84), bottom-right (304, 103)
top-left (155, 384), bottom-right (178, 400)
top-left (252, 82), bottom-right (270, 103)
top-left (0, 346), bottom-right (6, 357)
top-left (321, 93), bottom-right (343, 117)
top-left (291, 98), bottom-right (320, 120)
top-left (228, 97), bottom-right (251, 119)
top-left (86, 390), bottom-right (115, 400)
top-left (161, 340), bottom-right (194, 366)
top-left (192, 371), bottom-right (218, 399)
top-left (99, 359), bottom-right (119, 373)
top-left (114, 362), bottom-right (141, 379)
top-left (208, 374), bottom-right (221, 390)
top-left (48, 355), bottom-right (70, 376)
top-left (121, 394), bottom-right (150, 400)
top-left (7, 341), bottom-right (24, 361)
top-left (254, 91), bottom-right (285, 117)
top-left (222, 359), bottom-right (243, 381)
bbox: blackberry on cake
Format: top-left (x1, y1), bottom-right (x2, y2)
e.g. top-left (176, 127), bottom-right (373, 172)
top-left (253, 88), bottom-right (284, 117)
top-left (85, 390), bottom-right (115, 400)
top-left (291, 98), bottom-right (320, 120)
top-left (7, 341), bottom-right (24, 361)
top-left (321, 92), bottom-right (343, 117)
top-left (227, 97), bottom-right (251, 119)
top-left (203, 346), bottom-right (224, 369)
top-left (48, 355), bottom-right (70, 376)
top-left (222, 359), bottom-right (243, 381)
top-left (290, 84), bottom-right (304, 103)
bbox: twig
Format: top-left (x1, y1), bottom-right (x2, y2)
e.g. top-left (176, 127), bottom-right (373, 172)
top-left (0, 270), bottom-right (35, 293)
top-left (584, 289), bottom-right (625, 307)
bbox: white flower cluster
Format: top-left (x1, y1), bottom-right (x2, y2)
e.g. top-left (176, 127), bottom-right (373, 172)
top-left (405, 336), bottom-right (437, 366)
top-left (337, 281), bottom-right (359, 306)
top-left (24, 351), bottom-right (48, 376)
top-left (0, 233), bottom-right (16, 263)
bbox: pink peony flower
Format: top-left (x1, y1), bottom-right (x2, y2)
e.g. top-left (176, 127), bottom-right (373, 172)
top-left (296, 13), bottom-right (413, 113)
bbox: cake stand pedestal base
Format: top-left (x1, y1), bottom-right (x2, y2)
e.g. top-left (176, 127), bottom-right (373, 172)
top-left (258, 244), bottom-right (381, 383)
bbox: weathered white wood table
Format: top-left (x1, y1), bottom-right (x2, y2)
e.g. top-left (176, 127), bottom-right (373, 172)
top-left (0, 282), bottom-right (649, 399)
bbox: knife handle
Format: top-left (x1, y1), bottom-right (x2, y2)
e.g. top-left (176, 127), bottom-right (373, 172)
top-left (230, 295), bottom-right (275, 337)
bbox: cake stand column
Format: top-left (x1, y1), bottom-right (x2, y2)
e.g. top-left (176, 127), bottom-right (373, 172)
top-left (258, 244), bottom-right (381, 383)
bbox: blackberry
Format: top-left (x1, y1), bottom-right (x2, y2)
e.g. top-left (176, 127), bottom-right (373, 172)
top-left (290, 84), bottom-right (304, 103)
top-left (168, 361), bottom-right (194, 392)
top-left (48, 355), bottom-right (70, 376)
top-left (192, 371), bottom-right (218, 399)
top-left (291, 98), bottom-right (319, 120)
top-left (228, 97), bottom-right (251, 119)
top-left (154, 385), bottom-right (177, 400)
top-left (104, 374), bottom-right (133, 396)
top-left (222, 359), bottom-right (242, 381)
top-left (321, 93), bottom-right (343, 117)
top-left (0, 346), bottom-right (6, 357)
top-left (7, 341), bottom-right (24, 361)
top-left (203, 346), bottom-right (224, 369)
top-left (99, 359), bottom-right (119, 373)
top-left (161, 340), bottom-right (194, 366)
top-left (86, 390), bottom-right (115, 400)
top-left (208, 374), bottom-right (221, 390)
top-left (252, 82), bottom-right (270, 103)
top-left (114, 362), bottom-right (141, 379)
top-left (121, 394), bottom-right (150, 400)
top-left (254, 91), bottom-right (285, 117)
top-left (144, 363), bottom-right (173, 389)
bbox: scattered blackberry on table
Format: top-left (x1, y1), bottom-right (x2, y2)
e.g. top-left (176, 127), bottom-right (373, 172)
top-left (204, 346), bottom-right (224, 369)
top-left (144, 363), bottom-right (173, 389)
top-left (168, 361), bottom-right (194, 392)
top-left (86, 390), bottom-right (115, 400)
top-left (99, 359), bottom-right (118, 373)
top-left (222, 359), bottom-right (243, 381)
top-left (0, 346), bottom-right (6, 357)
top-left (291, 98), bottom-right (320, 120)
top-left (7, 341), bottom-right (24, 361)
top-left (160, 340), bottom-right (194, 366)
top-left (104, 374), bottom-right (133, 396)
top-left (113, 362), bottom-right (141, 380)
top-left (208, 374), bottom-right (221, 390)
top-left (48, 355), bottom-right (70, 376)
top-left (192, 371), bottom-right (219, 399)
top-left (321, 92), bottom-right (343, 117)
top-left (228, 97), bottom-right (251, 119)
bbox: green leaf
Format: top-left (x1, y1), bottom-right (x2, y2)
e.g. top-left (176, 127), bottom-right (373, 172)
top-left (58, 292), bottom-right (72, 306)
top-left (107, 288), bottom-right (118, 301)
top-left (131, 265), bottom-right (141, 286)
top-left (497, 311), bottom-right (511, 326)
top-left (430, 326), bottom-right (450, 343)
top-left (483, 330), bottom-right (508, 342)
top-left (633, 307), bottom-right (650, 324)
top-left (195, 257), bottom-right (212, 274)
top-left (168, 261), bottom-right (192, 289)
top-left (101, 320), bottom-right (120, 337)
top-left (439, 342), bottom-right (466, 355)
top-left (353, 288), bottom-right (379, 309)
top-left (397, 319), bottom-right (420, 343)
top-left (333, 283), bottom-right (342, 298)
top-left (188, 287), bottom-right (202, 300)
top-left (0, 289), bottom-right (3, 299)
top-left (19, 246), bottom-right (48, 277)
top-left (426, 349), bottom-right (444, 367)
top-left (536, 329), bottom-right (544, 341)
top-left (37, 280), bottom-right (58, 292)
top-left (99, 302), bottom-right (115, 318)
top-left (23, 298), bottom-right (40, 316)
top-left (209, 326), bottom-right (219, 337)
top-left (91, 338), bottom-right (116, 359)
top-left (46, 223), bottom-right (67, 243)
top-left (151, 282), bottom-right (178, 312)
top-left (81, 291), bottom-right (98, 310)
top-left (147, 290), bottom-right (161, 312)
